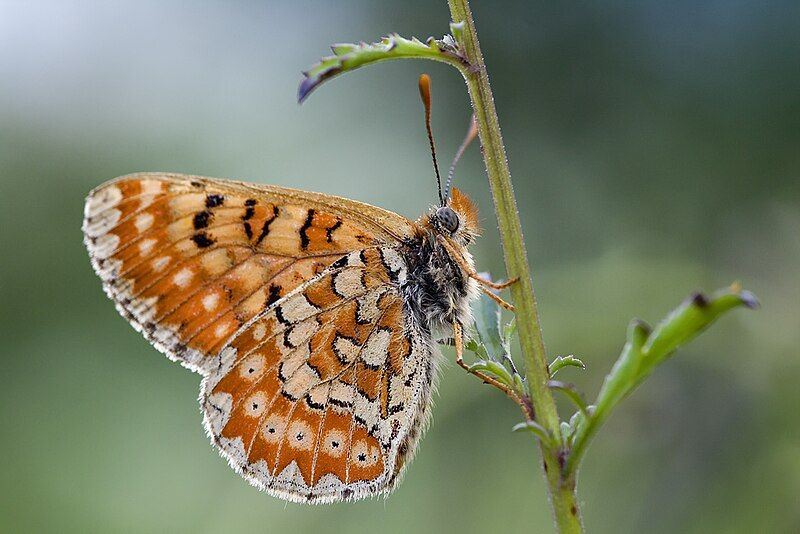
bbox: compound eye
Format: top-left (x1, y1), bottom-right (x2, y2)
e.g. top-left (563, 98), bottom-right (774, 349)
top-left (436, 206), bottom-right (460, 233)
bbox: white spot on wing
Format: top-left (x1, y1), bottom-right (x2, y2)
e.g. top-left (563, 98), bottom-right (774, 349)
top-left (283, 364), bottom-right (319, 399)
top-left (173, 267), bottom-right (193, 288)
top-left (238, 353), bottom-right (266, 380)
top-left (287, 319), bottom-right (317, 348)
top-left (151, 256), bottom-right (171, 272)
top-left (202, 292), bottom-right (219, 311)
top-left (275, 460), bottom-right (307, 487)
top-left (280, 295), bottom-right (318, 323)
top-left (262, 413), bottom-right (287, 443)
top-left (333, 335), bottom-right (359, 364)
top-left (214, 321), bottom-right (231, 338)
top-left (362, 328), bottom-right (391, 367)
top-left (253, 322), bottom-right (267, 341)
top-left (135, 212), bottom-right (154, 233)
top-left (244, 391), bottom-right (268, 417)
top-left (380, 247), bottom-right (407, 282)
top-left (286, 419), bottom-right (314, 451)
top-left (333, 268), bottom-right (364, 299)
top-left (329, 381), bottom-right (355, 406)
top-left (138, 238), bottom-right (157, 256)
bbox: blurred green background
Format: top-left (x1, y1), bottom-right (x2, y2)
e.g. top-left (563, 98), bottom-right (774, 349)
top-left (1, 1), bottom-right (798, 532)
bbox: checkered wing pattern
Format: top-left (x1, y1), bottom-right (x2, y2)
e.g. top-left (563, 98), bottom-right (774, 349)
top-left (203, 247), bottom-right (433, 502)
top-left (83, 173), bottom-right (432, 502)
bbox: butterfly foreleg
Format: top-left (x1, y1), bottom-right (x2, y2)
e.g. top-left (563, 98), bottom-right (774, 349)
top-left (452, 321), bottom-right (532, 419)
top-left (473, 274), bottom-right (519, 291)
top-left (436, 235), bottom-right (517, 312)
top-left (478, 285), bottom-right (516, 312)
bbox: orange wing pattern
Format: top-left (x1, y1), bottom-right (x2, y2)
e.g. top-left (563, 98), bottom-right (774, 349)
top-left (83, 173), bottom-right (416, 374)
top-left (84, 173), bottom-right (435, 502)
top-left (202, 247), bottom-right (434, 502)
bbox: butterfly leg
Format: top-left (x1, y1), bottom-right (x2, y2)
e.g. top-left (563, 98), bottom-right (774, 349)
top-left (436, 235), bottom-right (517, 312)
top-left (473, 274), bottom-right (519, 290)
top-left (453, 322), bottom-right (532, 419)
top-left (478, 285), bottom-right (516, 312)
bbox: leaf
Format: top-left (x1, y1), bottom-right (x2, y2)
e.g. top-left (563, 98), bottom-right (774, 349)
top-left (547, 380), bottom-right (589, 418)
top-left (598, 284), bottom-right (758, 419)
top-left (565, 284), bottom-right (758, 474)
top-left (560, 421), bottom-right (572, 445)
top-left (468, 360), bottom-right (516, 389)
top-left (548, 354), bottom-right (586, 377)
top-left (464, 338), bottom-right (489, 361)
top-left (473, 291), bottom-right (503, 361)
top-left (512, 421), bottom-right (552, 446)
top-left (298, 32), bottom-right (467, 103)
top-left (500, 318), bottom-right (521, 373)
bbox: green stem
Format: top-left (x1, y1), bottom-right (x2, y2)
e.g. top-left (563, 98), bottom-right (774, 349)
top-left (447, 1), bottom-right (582, 532)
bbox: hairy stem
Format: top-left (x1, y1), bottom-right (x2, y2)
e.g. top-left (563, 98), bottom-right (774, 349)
top-left (447, 1), bottom-right (582, 531)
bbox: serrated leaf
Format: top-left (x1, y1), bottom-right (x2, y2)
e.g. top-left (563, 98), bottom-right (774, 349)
top-left (299, 32), bottom-right (467, 103)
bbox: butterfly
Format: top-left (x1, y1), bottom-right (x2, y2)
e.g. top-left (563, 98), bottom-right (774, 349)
top-left (82, 75), bottom-right (514, 503)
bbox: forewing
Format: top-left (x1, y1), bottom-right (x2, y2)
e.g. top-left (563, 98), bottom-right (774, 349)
top-left (202, 247), bottom-right (435, 503)
top-left (82, 172), bottom-right (416, 373)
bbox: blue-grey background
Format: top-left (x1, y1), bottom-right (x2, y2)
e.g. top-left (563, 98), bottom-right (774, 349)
top-left (1, 1), bottom-right (798, 532)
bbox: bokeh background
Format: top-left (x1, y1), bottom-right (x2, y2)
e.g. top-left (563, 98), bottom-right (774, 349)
top-left (1, 1), bottom-right (798, 532)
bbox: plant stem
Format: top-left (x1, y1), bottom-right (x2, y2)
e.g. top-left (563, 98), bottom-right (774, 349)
top-left (446, 1), bottom-right (582, 532)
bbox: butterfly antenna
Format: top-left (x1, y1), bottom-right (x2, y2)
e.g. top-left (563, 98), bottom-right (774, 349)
top-left (418, 74), bottom-right (444, 205)
top-left (445, 114), bottom-right (478, 201)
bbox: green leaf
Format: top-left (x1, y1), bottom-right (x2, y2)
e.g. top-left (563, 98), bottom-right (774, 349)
top-left (512, 373), bottom-right (526, 396)
top-left (468, 360), bottom-right (516, 389)
top-left (560, 421), bottom-right (572, 445)
top-left (512, 421), bottom-right (553, 447)
top-left (565, 284), bottom-right (758, 475)
top-left (500, 318), bottom-right (520, 372)
top-left (474, 291), bottom-right (503, 361)
top-left (548, 354), bottom-right (586, 377)
top-left (547, 380), bottom-right (589, 418)
top-left (298, 32), bottom-right (467, 103)
top-left (641, 286), bottom-right (760, 364)
top-left (464, 338), bottom-right (489, 361)
top-left (598, 284), bottom-right (758, 418)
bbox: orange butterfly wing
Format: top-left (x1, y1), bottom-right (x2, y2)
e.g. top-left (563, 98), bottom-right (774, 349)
top-left (83, 172), bottom-right (415, 373)
top-left (204, 247), bottom-right (433, 502)
top-left (84, 173), bottom-right (434, 502)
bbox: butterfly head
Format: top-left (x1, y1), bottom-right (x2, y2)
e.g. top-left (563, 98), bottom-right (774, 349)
top-left (425, 187), bottom-right (480, 246)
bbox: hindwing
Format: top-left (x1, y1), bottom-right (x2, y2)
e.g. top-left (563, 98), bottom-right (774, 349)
top-left (202, 247), bottom-right (434, 502)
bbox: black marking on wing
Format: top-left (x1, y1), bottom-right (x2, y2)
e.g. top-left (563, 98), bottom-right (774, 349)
top-left (192, 232), bottom-right (215, 248)
top-left (265, 284), bottom-right (282, 307)
top-left (242, 199), bottom-right (256, 221)
top-left (255, 206), bottom-right (279, 246)
top-left (325, 219), bottom-right (342, 243)
top-left (299, 209), bottom-right (315, 250)
top-left (193, 210), bottom-right (212, 229)
top-left (205, 194), bottom-right (224, 208)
